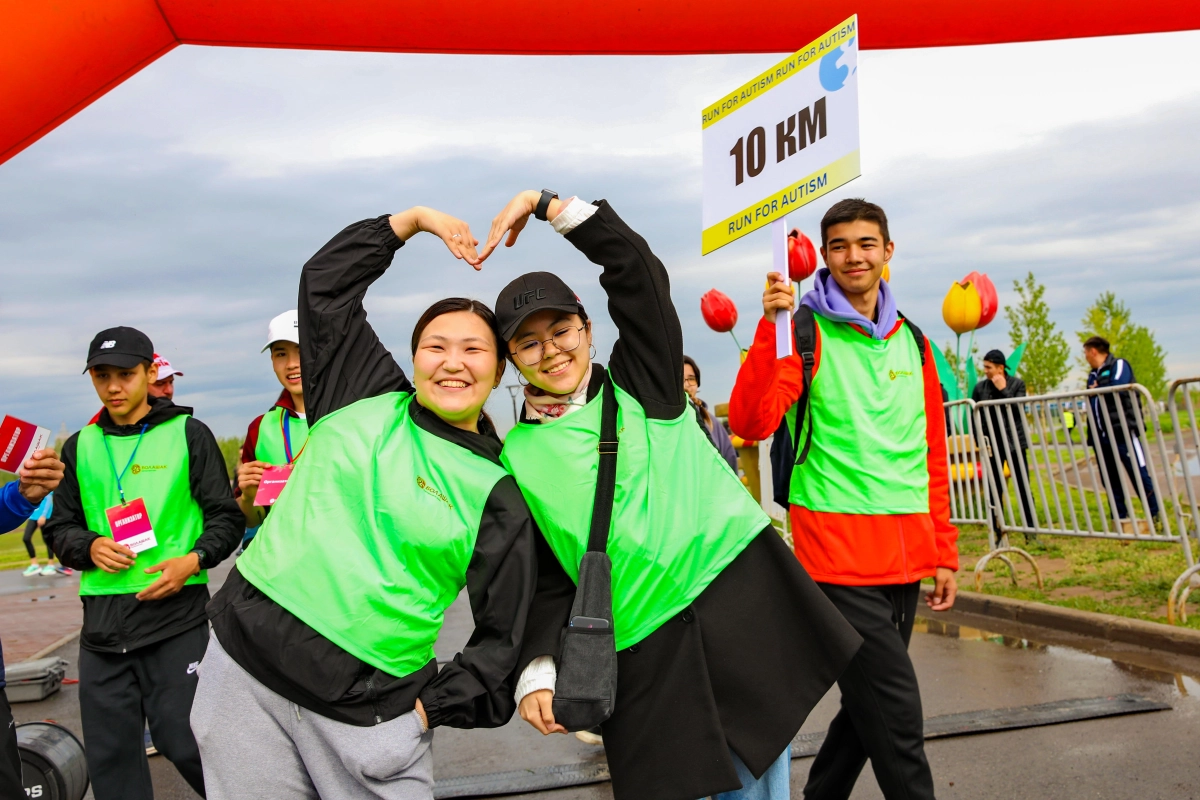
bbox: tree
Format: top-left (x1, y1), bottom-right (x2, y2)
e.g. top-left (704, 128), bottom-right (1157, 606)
top-left (1078, 291), bottom-right (1168, 398)
top-left (1004, 272), bottom-right (1070, 395)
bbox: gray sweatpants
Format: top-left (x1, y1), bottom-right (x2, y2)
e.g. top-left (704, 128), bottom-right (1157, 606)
top-left (191, 632), bottom-right (434, 800)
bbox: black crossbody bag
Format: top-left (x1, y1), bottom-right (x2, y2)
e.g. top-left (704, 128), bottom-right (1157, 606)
top-left (551, 372), bottom-right (619, 732)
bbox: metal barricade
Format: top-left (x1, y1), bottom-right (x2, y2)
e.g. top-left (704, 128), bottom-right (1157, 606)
top-left (944, 399), bottom-right (991, 530)
top-left (970, 384), bottom-right (1191, 601)
top-left (1166, 378), bottom-right (1200, 623)
top-left (943, 397), bottom-right (1042, 590)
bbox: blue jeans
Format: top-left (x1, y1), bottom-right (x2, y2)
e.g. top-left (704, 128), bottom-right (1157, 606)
top-left (712, 745), bottom-right (791, 800)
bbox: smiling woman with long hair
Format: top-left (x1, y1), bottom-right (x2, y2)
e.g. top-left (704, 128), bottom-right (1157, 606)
top-left (481, 190), bottom-right (863, 800)
top-left (191, 207), bottom-right (538, 800)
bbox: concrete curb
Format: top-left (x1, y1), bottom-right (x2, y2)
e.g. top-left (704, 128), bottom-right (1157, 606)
top-left (23, 627), bottom-right (81, 662)
top-left (938, 590), bottom-right (1200, 659)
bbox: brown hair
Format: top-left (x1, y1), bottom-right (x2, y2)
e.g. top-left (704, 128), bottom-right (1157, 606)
top-left (1083, 336), bottom-right (1110, 354)
top-left (409, 297), bottom-right (504, 438)
top-left (820, 198), bottom-right (890, 248)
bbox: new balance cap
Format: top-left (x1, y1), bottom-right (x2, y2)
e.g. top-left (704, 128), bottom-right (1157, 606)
top-left (495, 272), bottom-right (582, 341)
top-left (84, 327), bottom-right (154, 372)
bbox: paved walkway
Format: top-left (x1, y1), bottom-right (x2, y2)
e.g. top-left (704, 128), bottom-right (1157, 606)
top-left (5, 559), bottom-right (1200, 798)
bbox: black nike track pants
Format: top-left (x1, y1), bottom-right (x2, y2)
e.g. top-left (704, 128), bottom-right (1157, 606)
top-left (803, 581), bottom-right (936, 800)
top-left (79, 623), bottom-right (209, 800)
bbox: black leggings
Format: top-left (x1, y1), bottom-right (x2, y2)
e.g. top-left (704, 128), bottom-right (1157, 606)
top-left (23, 519), bottom-right (53, 561)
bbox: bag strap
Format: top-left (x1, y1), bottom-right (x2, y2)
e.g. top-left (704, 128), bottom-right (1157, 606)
top-left (897, 310), bottom-right (928, 366)
top-left (587, 371), bottom-right (620, 554)
top-left (791, 307), bottom-right (817, 466)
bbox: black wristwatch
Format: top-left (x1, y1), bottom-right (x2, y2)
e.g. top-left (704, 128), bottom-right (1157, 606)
top-left (190, 548), bottom-right (208, 571)
top-left (534, 189), bottom-right (559, 221)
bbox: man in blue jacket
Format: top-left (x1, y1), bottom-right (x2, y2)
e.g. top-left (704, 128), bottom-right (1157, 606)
top-left (0, 447), bottom-right (66, 795)
top-left (1084, 336), bottom-right (1160, 529)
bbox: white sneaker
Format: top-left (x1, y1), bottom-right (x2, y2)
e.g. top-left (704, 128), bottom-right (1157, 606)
top-left (40, 565), bottom-right (57, 576)
top-left (575, 728), bottom-right (603, 746)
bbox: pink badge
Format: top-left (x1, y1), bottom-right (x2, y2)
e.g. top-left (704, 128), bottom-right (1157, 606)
top-left (105, 497), bottom-right (158, 553)
top-left (254, 464), bottom-right (293, 507)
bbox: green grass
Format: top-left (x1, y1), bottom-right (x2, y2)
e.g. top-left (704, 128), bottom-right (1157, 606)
top-left (953, 522), bottom-right (1200, 629)
top-left (0, 523), bottom-right (42, 570)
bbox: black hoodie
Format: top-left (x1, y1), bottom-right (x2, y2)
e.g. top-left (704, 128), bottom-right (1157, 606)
top-left (45, 397), bottom-right (243, 654)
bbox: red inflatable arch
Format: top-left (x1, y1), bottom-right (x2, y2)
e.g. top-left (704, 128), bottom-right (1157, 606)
top-left (3, 0), bottom-right (1198, 166)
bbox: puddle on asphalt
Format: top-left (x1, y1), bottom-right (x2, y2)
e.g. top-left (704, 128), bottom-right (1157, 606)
top-left (915, 615), bottom-right (1200, 699)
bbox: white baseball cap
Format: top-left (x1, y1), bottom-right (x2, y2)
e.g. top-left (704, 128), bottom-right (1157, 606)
top-left (152, 353), bottom-right (183, 381)
top-left (262, 310), bottom-right (300, 353)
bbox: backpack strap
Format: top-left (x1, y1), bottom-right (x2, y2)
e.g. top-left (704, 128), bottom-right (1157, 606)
top-left (897, 310), bottom-right (928, 366)
top-left (791, 306), bottom-right (817, 466)
top-left (587, 370), bottom-right (619, 553)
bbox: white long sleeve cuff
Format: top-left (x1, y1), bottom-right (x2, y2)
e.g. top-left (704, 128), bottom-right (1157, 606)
top-left (550, 197), bottom-right (597, 235)
top-left (514, 654), bottom-right (558, 705)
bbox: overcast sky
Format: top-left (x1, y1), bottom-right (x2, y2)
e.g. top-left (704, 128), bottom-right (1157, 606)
top-left (2, 30), bottom-right (1199, 439)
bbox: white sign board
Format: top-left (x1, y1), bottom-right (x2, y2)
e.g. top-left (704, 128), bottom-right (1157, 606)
top-left (701, 15), bottom-right (860, 255)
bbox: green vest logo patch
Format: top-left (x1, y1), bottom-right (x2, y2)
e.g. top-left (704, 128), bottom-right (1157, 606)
top-left (130, 463), bottom-right (168, 475)
top-left (888, 369), bottom-right (914, 381)
top-left (416, 476), bottom-right (453, 510)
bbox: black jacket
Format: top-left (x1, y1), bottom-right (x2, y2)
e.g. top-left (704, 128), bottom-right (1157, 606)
top-left (45, 398), bottom-right (243, 654)
top-left (208, 214), bottom-right (538, 729)
top-left (513, 202), bottom-right (860, 799)
top-left (972, 373), bottom-right (1029, 450)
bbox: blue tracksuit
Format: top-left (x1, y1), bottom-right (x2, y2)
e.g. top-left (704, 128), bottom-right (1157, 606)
top-left (1087, 355), bottom-right (1159, 519)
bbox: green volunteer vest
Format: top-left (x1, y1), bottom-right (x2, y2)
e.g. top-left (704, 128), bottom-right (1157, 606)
top-left (785, 313), bottom-right (929, 513)
top-left (236, 392), bottom-right (508, 678)
top-left (501, 381), bottom-right (769, 650)
top-left (76, 416), bottom-right (207, 596)
top-left (254, 406), bottom-right (309, 465)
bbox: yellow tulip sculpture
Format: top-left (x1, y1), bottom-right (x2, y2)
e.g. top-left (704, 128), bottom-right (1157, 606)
top-left (942, 279), bottom-right (984, 397)
top-left (942, 280), bottom-right (982, 335)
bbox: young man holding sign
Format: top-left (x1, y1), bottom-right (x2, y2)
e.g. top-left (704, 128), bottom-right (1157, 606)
top-left (235, 310), bottom-right (308, 530)
top-left (730, 200), bottom-right (957, 800)
top-left (45, 326), bottom-right (243, 800)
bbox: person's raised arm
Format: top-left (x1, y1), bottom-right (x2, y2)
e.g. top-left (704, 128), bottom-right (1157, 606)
top-left (729, 272), bottom-right (817, 441)
top-left (482, 191), bottom-right (684, 420)
top-left (300, 207), bottom-right (481, 423)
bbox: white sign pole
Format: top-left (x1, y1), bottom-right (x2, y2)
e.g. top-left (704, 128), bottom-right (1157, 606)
top-left (772, 218), bottom-right (792, 358)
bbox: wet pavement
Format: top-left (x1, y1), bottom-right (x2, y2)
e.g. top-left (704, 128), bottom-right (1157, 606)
top-left (5, 561), bottom-right (1200, 799)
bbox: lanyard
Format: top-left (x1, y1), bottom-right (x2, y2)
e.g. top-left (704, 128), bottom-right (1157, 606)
top-left (281, 411), bottom-right (294, 464)
top-left (101, 424), bottom-right (148, 506)
top-left (280, 411), bottom-right (308, 464)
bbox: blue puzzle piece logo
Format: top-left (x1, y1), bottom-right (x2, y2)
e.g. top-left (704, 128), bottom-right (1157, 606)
top-left (819, 37), bottom-right (855, 92)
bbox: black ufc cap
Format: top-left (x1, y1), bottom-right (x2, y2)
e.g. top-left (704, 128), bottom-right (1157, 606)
top-left (84, 327), bottom-right (155, 373)
top-left (495, 272), bottom-right (582, 341)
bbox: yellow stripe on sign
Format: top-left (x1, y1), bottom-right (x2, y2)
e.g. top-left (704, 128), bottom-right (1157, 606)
top-left (701, 151), bottom-right (861, 255)
top-left (700, 15), bottom-right (857, 131)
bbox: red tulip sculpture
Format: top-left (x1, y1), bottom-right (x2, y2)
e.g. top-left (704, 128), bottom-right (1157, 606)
top-left (787, 229), bottom-right (818, 282)
top-left (701, 289), bottom-right (743, 354)
top-left (965, 271), bottom-right (998, 328)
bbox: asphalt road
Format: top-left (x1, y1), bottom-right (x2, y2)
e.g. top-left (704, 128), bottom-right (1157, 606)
top-left (7, 559), bottom-right (1200, 799)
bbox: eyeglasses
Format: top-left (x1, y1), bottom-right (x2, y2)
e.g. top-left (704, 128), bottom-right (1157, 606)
top-left (683, 376), bottom-right (699, 386)
top-left (511, 325), bottom-right (587, 366)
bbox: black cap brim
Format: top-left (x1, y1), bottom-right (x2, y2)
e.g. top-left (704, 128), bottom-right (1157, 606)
top-left (499, 302), bottom-right (582, 342)
top-left (83, 353), bottom-right (148, 373)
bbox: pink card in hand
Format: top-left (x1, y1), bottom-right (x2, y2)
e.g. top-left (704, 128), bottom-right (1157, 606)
top-left (254, 464), bottom-right (293, 507)
top-left (105, 497), bottom-right (158, 553)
